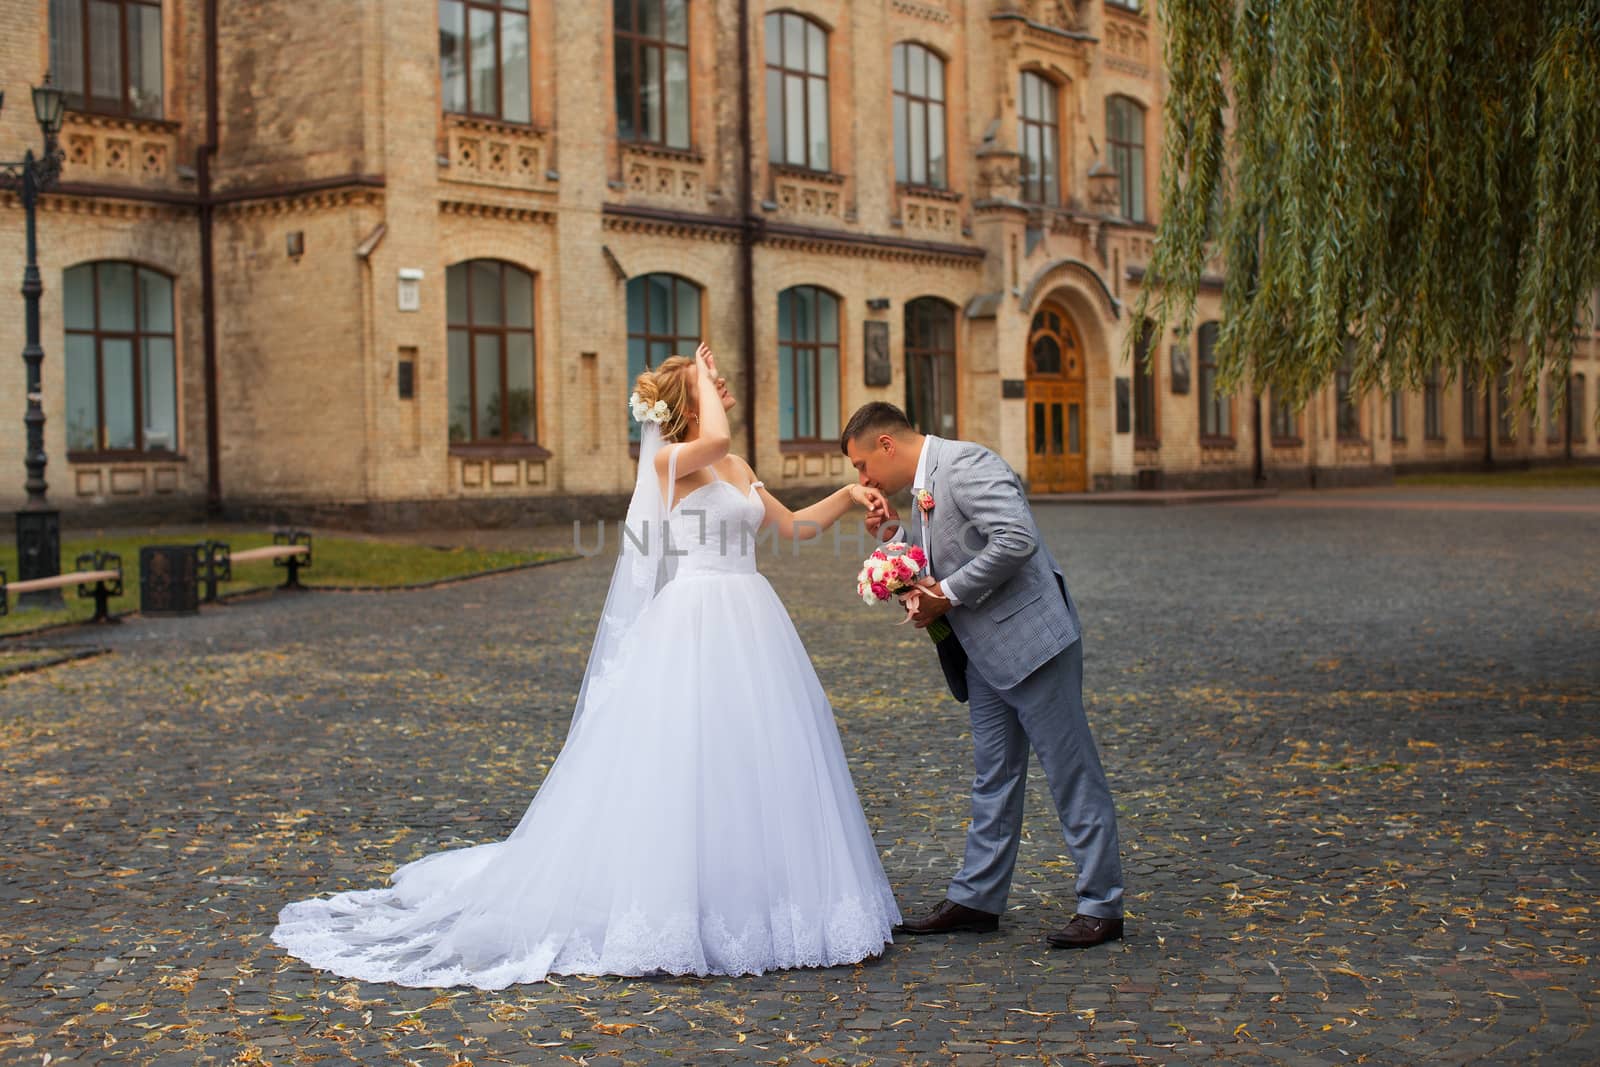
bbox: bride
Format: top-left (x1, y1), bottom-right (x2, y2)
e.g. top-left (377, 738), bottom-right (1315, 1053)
top-left (272, 344), bottom-right (901, 988)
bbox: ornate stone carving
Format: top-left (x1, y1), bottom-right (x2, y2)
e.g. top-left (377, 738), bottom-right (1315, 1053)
top-left (441, 115), bottom-right (553, 193)
top-left (58, 112), bottom-right (182, 189)
top-left (996, 0), bottom-right (1090, 33)
top-left (772, 167), bottom-right (844, 221)
top-left (975, 147), bottom-right (1022, 202)
top-left (899, 189), bottom-right (961, 236)
top-left (620, 145), bottom-right (706, 205)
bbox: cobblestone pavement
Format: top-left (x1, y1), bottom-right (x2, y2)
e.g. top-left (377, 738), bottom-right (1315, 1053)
top-left (2, 493), bottom-right (1597, 1065)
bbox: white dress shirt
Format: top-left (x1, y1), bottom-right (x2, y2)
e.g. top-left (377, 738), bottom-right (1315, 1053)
top-left (911, 435), bottom-right (960, 606)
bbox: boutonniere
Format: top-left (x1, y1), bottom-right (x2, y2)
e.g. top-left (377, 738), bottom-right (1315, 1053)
top-left (915, 489), bottom-right (935, 514)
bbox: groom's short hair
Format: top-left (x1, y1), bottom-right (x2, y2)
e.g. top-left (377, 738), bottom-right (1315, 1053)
top-left (840, 402), bottom-right (914, 453)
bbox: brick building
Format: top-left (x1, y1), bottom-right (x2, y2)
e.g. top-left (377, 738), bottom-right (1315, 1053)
top-left (2, 0), bottom-right (1596, 527)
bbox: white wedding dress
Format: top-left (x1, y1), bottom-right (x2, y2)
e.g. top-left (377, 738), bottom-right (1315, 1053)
top-left (272, 456), bottom-right (900, 989)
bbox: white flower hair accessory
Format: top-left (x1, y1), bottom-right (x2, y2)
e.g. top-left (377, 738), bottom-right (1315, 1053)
top-left (629, 391), bottom-right (670, 425)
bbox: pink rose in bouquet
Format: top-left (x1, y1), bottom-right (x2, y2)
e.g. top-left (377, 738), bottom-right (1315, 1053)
top-left (855, 542), bottom-right (953, 642)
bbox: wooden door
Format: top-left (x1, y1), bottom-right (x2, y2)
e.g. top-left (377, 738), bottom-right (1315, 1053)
top-left (1026, 304), bottom-right (1088, 492)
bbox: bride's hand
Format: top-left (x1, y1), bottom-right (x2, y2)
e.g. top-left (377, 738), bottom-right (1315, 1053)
top-left (695, 342), bottom-right (718, 380)
top-left (848, 484), bottom-right (887, 513)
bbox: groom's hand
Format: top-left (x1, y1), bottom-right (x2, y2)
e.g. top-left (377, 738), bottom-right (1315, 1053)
top-left (901, 577), bottom-right (951, 628)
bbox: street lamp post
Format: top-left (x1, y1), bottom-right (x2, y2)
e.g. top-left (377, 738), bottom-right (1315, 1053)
top-left (0, 76), bottom-right (68, 610)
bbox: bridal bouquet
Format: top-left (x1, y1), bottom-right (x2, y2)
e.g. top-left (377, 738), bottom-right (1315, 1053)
top-left (856, 542), bottom-right (953, 643)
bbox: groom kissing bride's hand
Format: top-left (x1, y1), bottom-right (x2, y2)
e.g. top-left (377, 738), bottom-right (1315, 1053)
top-left (841, 401), bottom-right (1127, 951)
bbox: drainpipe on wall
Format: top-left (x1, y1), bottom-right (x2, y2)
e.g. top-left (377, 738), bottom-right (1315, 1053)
top-left (199, 0), bottom-right (221, 514)
top-left (736, 0), bottom-right (758, 467)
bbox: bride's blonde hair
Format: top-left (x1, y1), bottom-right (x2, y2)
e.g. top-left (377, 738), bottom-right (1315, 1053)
top-left (633, 356), bottom-right (697, 441)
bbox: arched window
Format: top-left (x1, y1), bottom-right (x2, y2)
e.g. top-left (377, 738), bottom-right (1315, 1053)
top-left (1196, 321), bottom-right (1230, 439)
top-left (1132, 317), bottom-right (1157, 444)
top-left (50, 0), bottom-right (163, 118)
top-left (1336, 349), bottom-right (1362, 441)
top-left (63, 262), bottom-right (176, 455)
top-left (615, 0), bottom-right (691, 149)
top-left (765, 11), bottom-right (830, 170)
top-left (440, 0), bottom-right (531, 123)
top-left (1106, 95), bottom-right (1146, 222)
top-left (777, 285), bottom-right (840, 443)
top-left (904, 298), bottom-right (956, 437)
top-left (447, 260), bottom-right (537, 444)
top-left (626, 273), bottom-right (702, 441)
top-left (892, 43), bottom-right (947, 188)
top-left (1018, 71), bottom-right (1059, 205)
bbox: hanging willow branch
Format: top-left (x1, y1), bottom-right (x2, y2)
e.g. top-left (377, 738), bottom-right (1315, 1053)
top-left (1131, 0), bottom-right (1600, 413)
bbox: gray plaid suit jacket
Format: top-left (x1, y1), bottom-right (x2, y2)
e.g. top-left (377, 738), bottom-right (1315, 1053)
top-left (914, 436), bottom-right (1081, 694)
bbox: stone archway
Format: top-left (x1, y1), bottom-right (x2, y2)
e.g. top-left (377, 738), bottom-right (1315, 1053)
top-left (1025, 301), bottom-right (1088, 492)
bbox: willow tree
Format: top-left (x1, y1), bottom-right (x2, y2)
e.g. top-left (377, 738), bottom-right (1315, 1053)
top-left (1132, 0), bottom-right (1600, 414)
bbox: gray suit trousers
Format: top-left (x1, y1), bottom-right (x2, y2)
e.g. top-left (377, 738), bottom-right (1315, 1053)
top-left (947, 638), bottom-right (1125, 918)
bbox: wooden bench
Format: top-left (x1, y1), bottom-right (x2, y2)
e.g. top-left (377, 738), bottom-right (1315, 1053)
top-left (197, 530), bottom-right (312, 602)
top-left (0, 551), bottom-right (124, 622)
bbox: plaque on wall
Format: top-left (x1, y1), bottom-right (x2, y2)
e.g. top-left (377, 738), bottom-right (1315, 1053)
top-left (1002, 378), bottom-right (1026, 399)
top-left (1115, 377), bottom-right (1131, 433)
top-left (863, 321), bottom-right (891, 387)
top-left (1170, 345), bottom-right (1191, 395)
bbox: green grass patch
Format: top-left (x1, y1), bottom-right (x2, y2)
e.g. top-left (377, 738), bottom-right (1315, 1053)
top-left (0, 531), bottom-right (567, 635)
top-left (1396, 466), bottom-right (1600, 489)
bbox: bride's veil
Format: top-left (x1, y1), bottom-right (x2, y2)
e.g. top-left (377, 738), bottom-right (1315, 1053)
top-left (570, 421), bottom-right (678, 726)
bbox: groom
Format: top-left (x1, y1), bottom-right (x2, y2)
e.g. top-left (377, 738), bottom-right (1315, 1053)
top-left (841, 403), bottom-right (1125, 949)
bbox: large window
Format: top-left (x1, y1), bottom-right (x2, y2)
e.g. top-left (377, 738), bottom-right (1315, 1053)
top-left (892, 43), bottom-right (947, 188)
top-left (1572, 374), bottom-right (1588, 443)
top-left (63, 262), bottom-right (176, 455)
top-left (905, 298), bottom-right (957, 438)
top-left (1497, 370), bottom-right (1517, 443)
top-left (1197, 321), bottom-right (1230, 439)
top-left (447, 261), bottom-right (537, 444)
top-left (777, 286), bottom-right (840, 443)
top-left (1546, 377), bottom-right (1564, 444)
top-left (1462, 372), bottom-right (1483, 441)
top-left (1271, 395), bottom-right (1299, 441)
top-left (50, 0), bottom-right (163, 118)
top-left (626, 273), bottom-right (702, 442)
top-left (1106, 95), bottom-right (1146, 221)
top-left (615, 0), bottom-right (690, 149)
top-left (1391, 392), bottom-right (1406, 443)
top-left (765, 11), bottom-right (829, 170)
top-left (1424, 369), bottom-right (1443, 440)
top-left (1336, 353), bottom-right (1362, 440)
top-left (1132, 318), bottom-right (1157, 443)
top-left (1018, 72), bottom-right (1059, 205)
top-left (440, 0), bottom-right (531, 123)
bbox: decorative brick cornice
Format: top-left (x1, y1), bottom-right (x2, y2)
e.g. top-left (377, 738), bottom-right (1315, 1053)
top-left (440, 198), bottom-right (556, 225)
top-left (6, 190), bottom-right (189, 222)
top-left (215, 186), bottom-right (383, 220)
top-left (891, 0), bottom-right (953, 24)
top-left (760, 222), bottom-right (984, 268)
top-left (601, 204), bottom-right (743, 244)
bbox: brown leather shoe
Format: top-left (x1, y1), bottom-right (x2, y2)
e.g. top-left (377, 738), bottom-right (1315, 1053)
top-left (1046, 913), bottom-right (1124, 949)
top-left (895, 899), bottom-right (1000, 935)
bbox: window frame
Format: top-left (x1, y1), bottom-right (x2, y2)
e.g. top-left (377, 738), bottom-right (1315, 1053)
top-left (1132, 317), bottom-right (1158, 446)
top-left (626, 273), bottom-right (704, 442)
top-left (439, 0), bottom-right (533, 125)
top-left (904, 296), bottom-right (958, 438)
top-left (777, 285), bottom-right (842, 445)
top-left (1196, 321), bottom-right (1231, 441)
top-left (1461, 372), bottom-right (1483, 441)
top-left (1571, 373), bottom-right (1588, 443)
top-left (1270, 396), bottom-right (1300, 443)
top-left (446, 260), bottom-right (539, 446)
top-left (892, 42), bottom-right (948, 189)
top-left (51, 0), bottom-right (165, 120)
top-left (1018, 70), bottom-right (1060, 206)
top-left (764, 11), bottom-right (831, 172)
top-left (614, 0), bottom-right (692, 150)
top-left (1423, 369), bottom-right (1443, 441)
top-left (1106, 94), bottom-right (1147, 222)
top-left (63, 260), bottom-right (178, 459)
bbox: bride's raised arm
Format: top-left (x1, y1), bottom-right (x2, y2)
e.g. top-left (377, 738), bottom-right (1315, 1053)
top-left (655, 344), bottom-right (731, 486)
